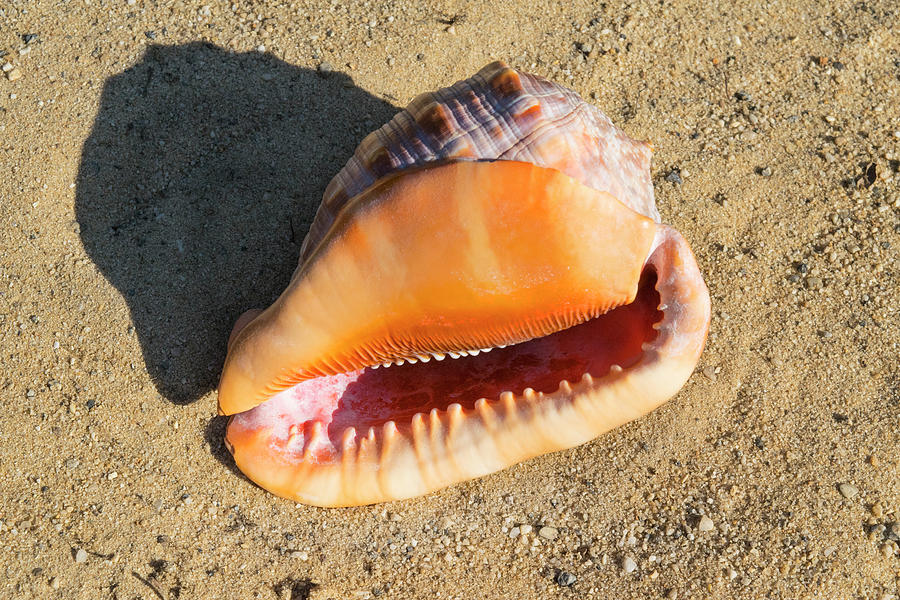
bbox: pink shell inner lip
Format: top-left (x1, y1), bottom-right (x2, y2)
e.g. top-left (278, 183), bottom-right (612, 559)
top-left (228, 267), bottom-right (663, 462)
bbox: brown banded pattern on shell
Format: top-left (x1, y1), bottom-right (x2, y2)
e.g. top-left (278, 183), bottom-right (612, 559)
top-left (299, 61), bottom-right (658, 263)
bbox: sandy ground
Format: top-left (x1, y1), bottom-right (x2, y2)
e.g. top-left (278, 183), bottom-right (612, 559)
top-left (1, 0), bottom-right (899, 598)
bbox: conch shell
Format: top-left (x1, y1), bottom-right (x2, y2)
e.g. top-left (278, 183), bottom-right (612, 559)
top-left (218, 62), bottom-right (711, 506)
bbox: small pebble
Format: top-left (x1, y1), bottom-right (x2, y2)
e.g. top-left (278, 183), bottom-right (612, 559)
top-left (6, 68), bottom-right (23, 82)
top-left (317, 61), bottom-right (334, 76)
top-left (759, 166), bottom-right (772, 177)
top-left (869, 523), bottom-right (886, 540)
top-left (519, 524), bottom-right (532, 536)
top-left (74, 548), bottom-right (88, 563)
top-left (290, 550), bottom-right (309, 560)
top-left (698, 515), bottom-right (714, 532)
top-left (508, 526), bottom-right (520, 539)
top-left (49, 577), bottom-right (60, 589)
top-left (555, 571), bottom-right (576, 586)
top-left (665, 170), bottom-right (683, 184)
top-left (805, 276), bottom-right (823, 290)
top-left (538, 526), bottom-right (558, 540)
top-left (622, 556), bottom-right (637, 573)
top-left (838, 483), bottom-right (858, 499)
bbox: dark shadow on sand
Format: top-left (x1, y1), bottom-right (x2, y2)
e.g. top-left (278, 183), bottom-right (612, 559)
top-left (76, 42), bottom-right (398, 406)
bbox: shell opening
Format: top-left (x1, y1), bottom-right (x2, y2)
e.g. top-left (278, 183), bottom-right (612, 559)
top-left (226, 267), bottom-right (663, 462)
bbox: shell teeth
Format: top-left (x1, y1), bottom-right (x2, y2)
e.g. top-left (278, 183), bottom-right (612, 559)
top-left (499, 391), bottom-right (516, 414)
top-left (610, 364), bottom-right (624, 374)
top-left (446, 402), bottom-right (463, 425)
top-left (341, 427), bottom-right (358, 451)
top-left (382, 420), bottom-right (399, 442)
top-left (368, 342), bottom-right (510, 371)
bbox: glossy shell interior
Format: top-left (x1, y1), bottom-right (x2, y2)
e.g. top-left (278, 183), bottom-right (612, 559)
top-left (217, 62), bottom-right (711, 506)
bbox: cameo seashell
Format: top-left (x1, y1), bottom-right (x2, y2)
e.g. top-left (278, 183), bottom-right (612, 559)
top-left (218, 61), bottom-right (711, 507)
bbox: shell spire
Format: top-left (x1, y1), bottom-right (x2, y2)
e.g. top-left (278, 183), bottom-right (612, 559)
top-left (299, 61), bottom-right (658, 265)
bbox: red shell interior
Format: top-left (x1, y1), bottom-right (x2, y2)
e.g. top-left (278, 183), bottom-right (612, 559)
top-left (231, 269), bottom-right (661, 460)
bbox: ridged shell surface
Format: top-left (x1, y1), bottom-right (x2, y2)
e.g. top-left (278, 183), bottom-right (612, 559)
top-left (299, 61), bottom-right (658, 263)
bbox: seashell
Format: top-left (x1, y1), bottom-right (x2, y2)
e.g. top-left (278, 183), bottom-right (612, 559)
top-left (218, 61), bottom-right (711, 507)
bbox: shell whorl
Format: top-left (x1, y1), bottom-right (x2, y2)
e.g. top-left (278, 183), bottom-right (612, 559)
top-left (299, 61), bottom-right (658, 264)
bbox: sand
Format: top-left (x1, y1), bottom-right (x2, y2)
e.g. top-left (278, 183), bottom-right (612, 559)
top-left (1, 0), bottom-right (898, 598)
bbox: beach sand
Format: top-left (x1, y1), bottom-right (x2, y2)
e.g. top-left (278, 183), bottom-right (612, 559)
top-left (1, 0), bottom-right (898, 597)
